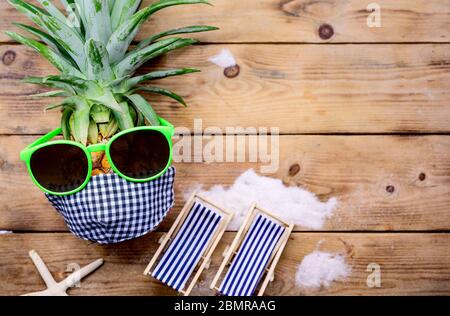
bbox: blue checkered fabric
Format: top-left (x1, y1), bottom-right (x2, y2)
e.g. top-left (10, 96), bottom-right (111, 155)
top-left (46, 167), bottom-right (175, 244)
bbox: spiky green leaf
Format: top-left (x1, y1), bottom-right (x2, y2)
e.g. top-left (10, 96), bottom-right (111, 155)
top-left (113, 102), bottom-right (135, 131)
top-left (90, 104), bottom-right (111, 123)
top-left (61, 108), bottom-right (72, 140)
top-left (83, 82), bottom-right (123, 113)
top-left (88, 120), bottom-right (99, 144)
top-left (36, 0), bottom-right (69, 26)
top-left (37, 13), bottom-right (86, 69)
top-left (137, 25), bottom-right (218, 50)
top-left (135, 86), bottom-right (187, 107)
top-left (120, 68), bottom-right (199, 91)
top-left (85, 39), bottom-right (114, 81)
top-left (99, 118), bottom-right (119, 138)
top-left (71, 96), bottom-right (91, 145)
top-left (111, 0), bottom-right (142, 31)
top-left (13, 23), bottom-right (77, 67)
top-left (107, 0), bottom-right (209, 63)
top-left (114, 37), bottom-right (198, 77)
top-left (8, 0), bottom-right (86, 69)
top-left (31, 90), bottom-right (71, 98)
top-left (126, 94), bottom-right (160, 126)
top-left (6, 32), bottom-right (85, 78)
top-left (83, 0), bottom-right (112, 45)
top-left (24, 76), bottom-right (76, 93)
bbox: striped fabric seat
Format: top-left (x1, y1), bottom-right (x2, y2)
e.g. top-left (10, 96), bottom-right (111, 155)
top-left (219, 214), bottom-right (285, 296)
top-left (152, 201), bottom-right (222, 292)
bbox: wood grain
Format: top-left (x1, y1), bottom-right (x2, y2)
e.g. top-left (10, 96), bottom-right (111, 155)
top-left (0, 0), bottom-right (449, 43)
top-left (0, 44), bottom-right (449, 134)
top-left (1, 232), bottom-right (449, 296)
top-left (2, 135), bottom-right (450, 232)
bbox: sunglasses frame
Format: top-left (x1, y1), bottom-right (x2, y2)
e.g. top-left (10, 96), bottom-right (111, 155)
top-left (20, 117), bottom-right (174, 196)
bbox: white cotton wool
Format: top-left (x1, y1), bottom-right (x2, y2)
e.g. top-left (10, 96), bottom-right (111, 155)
top-left (187, 169), bottom-right (338, 230)
top-left (209, 48), bottom-right (237, 68)
top-left (295, 250), bottom-right (351, 289)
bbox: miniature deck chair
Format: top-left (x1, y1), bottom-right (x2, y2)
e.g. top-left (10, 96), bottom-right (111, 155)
top-left (144, 192), bottom-right (233, 296)
top-left (211, 204), bottom-right (293, 296)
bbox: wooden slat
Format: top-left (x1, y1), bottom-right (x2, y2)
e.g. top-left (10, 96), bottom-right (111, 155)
top-left (0, 0), bottom-right (449, 43)
top-left (0, 44), bottom-right (449, 134)
top-left (2, 135), bottom-right (450, 232)
top-left (1, 232), bottom-right (449, 296)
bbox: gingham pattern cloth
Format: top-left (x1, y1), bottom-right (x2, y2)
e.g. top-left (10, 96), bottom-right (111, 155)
top-left (46, 167), bottom-right (175, 244)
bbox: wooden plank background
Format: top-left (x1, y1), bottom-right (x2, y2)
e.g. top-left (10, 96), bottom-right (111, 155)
top-left (0, 0), bottom-right (449, 43)
top-left (1, 44), bottom-right (449, 134)
top-left (2, 135), bottom-right (450, 232)
top-left (0, 0), bottom-right (449, 296)
top-left (2, 233), bottom-right (450, 296)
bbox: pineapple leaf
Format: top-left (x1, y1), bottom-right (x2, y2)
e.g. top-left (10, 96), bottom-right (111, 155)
top-left (81, 82), bottom-right (123, 113)
top-left (45, 95), bottom-right (79, 110)
top-left (83, 0), bottom-right (112, 45)
top-left (36, 0), bottom-right (70, 27)
top-left (85, 39), bottom-right (114, 81)
top-left (60, 0), bottom-right (75, 10)
top-left (72, 0), bottom-right (90, 37)
top-left (99, 118), bottom-right (119, 138)
top-left (6, 32), bottom-right (85, 78)
top-left (88, 120), bottom-right (99, 144)
top-left (61, 108), bottom-right (72, 140)
top-left (107, 75), bottom-right (131, 88)
top-left (134, 86), bottom-right (187, 107)
top-left (114, 37), bottom-right (198, 77)
top-left (37, 13), bottom-right (87, 70)
top-left (28, 75), bottom-right (88, 93)
top-left (45, 102), bottom-right (67, 111)
top-left (60, 0), bottom-right (84, 36)
top-left (90, 104), bottom-right (111, 123)
top-left (121, 68), bottom-right (199, 91)
top-left (23, 76), bottom-right (76, 93)
top-left (126, 94), bottom-right (160, 126)
top-left (111, 0), bottom-right (142, 31)
top-left (33, 90), bottom-right (70, 98)
top-left (137, 25), bottom-right (218, 50)
top-left (8, 0), bottom-right (87, 70)
top-left (71, 96), bottom-right (91, 145)
top-left (7, 0), bottom-right (48, 19)
top-left (13, 23), bottom-right (78, 68)
top-left (113, 102), bottom-right (135, 131)
top-left (107, 0), bottom-right (210, 63)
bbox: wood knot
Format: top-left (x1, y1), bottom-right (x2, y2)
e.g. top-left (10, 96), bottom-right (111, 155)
top-left (224, 65), bottom-right (240, 78)
top-left (418, 173), bottom-right (426, 181)
top-left (386, 185), bottom-right (395, 194)
top-left (2, 50), bottom-right (16, 66)
top-left (289, 163), bottom-right (301, 176)
top-left (23, 60), bottom-right (34, 70)
top-left (318, 24), bottom-right (334, 40)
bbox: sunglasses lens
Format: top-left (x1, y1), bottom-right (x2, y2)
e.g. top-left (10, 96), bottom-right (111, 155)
top-left (30, 144), bottom-right (89, 193)
top-left (109, 130), bottom-right (170, 180)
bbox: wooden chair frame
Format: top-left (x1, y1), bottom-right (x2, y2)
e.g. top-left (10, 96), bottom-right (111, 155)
top-left (210, 204), bottom-right (294, 296)
top-left (144, 191), bottom-right (234, 296)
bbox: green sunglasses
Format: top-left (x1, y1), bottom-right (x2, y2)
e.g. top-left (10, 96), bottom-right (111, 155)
top-left (20, 117), bottom-right (174, 196)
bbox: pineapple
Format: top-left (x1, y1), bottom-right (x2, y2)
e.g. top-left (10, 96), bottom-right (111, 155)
top-left (6, 0), bottom-right (216, 175)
